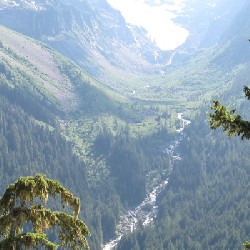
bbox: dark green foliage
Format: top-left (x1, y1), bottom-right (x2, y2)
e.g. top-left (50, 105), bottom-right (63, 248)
top-left (91, 126), bottom-right (171, 243)
top-left (94, 130), bottom-right (147, 206)
top-left (0, 233), bottom-right (57, 250)
top-left (0, 94), bottom-right (86, 191)
top-left (0, 94), bottom-right (106, 248)
top-left (0, 72), bottom-right (171, 248)
top-left (0, 87), bottom-right (167, 248)
top-left (117, 110), bottom-right (250, 250)
top-left (244, 85), bottom-right (250, 99)
top-left (209, 86), bottom-right (250, 139)
top-left (209, 86), bottom-right (250, 248)
top-left (245, 241), bottom-right (250, 248)
top-left (0, 60), bottom-right (59, 123)
top-left (94, 127), bottom-right (172, 208)
top-left (109, 138), bottom-right (146, 206)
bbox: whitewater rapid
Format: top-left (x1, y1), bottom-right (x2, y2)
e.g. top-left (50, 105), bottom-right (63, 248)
top-left (102, 113), bottom-right (190, 250)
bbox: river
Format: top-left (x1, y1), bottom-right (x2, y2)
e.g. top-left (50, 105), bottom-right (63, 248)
top-left (102, 113), bottom-right (191, 250)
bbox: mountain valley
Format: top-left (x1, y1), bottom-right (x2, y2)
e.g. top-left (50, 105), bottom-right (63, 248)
top-left (0, 0), bottom-right (249, 249)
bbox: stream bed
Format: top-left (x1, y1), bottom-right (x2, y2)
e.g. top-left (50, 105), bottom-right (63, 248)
top-left (102, 113), bottom-right (190, 250)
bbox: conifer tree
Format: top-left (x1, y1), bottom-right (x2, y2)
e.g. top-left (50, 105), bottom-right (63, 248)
top-left (209, 86), bottom-right (250, 139)
top-left (0, 174), bottom-right (90, 249)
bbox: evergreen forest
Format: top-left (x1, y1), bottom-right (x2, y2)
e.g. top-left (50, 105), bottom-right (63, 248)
top-left (0, 0), bottom-right (250, 249)
top-left (116, 108), bottom-right (250, 249)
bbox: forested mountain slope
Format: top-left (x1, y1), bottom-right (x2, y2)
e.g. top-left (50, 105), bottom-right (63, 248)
top-left (0, 0), bottom-right (164, 90)
top-left (0, 24), bottom-right (122, 117)
top-left (0, 24), bottom-right (174, 248)
top-left (117, 108), bottom-right (250, 250)
top-left (0, 0), bottom-right (246, 102)
top-left (116, 1), bottom-right (250, 248)
top-left (0, 0), bottom-right (250, 249)
top-left (0, 93), bottom-right (101, 245)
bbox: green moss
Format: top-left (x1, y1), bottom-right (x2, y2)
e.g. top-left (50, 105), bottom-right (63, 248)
top-left (0, 233), bottom-right (58, 250)
top-left (244, 241), bottom-right (250, 249)
top-left (0, 175), bottom-right (90, 250)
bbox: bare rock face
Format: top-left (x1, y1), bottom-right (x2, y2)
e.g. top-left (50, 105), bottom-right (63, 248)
top-left (0, 0), bottom-right (169, 81)
top-left (1, 0), bottom-right (246, 88)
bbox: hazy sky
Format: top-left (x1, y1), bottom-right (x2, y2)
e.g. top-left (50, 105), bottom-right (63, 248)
top-left (106, 0), bottom-right (189, 50)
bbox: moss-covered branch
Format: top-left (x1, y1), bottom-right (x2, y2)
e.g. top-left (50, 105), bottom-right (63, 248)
top-left (0, 174), bottom-right (90, 249)
top-left (0, 174), bottom-right (80, 218)
top-left (0, 233), bottom-right (58, 250)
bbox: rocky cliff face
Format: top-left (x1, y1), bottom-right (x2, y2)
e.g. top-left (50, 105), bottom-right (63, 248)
top-left (211, 0), bottom-right (250, 67)
top-left (0, 0), bottom-right (168, 82)
top-left (2, 0), bottom-right (247, 92)
top-left (173, 0), bottom-right (246, 51)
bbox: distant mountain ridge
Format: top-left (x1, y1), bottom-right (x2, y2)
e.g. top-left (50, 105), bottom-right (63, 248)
top-left (179, 0), bottom-right (246, 50)
top-left (0, 24), bottom-right (122, 119)
top-left (1, 0), bottom-right (250, 103)
top-left (1, 1), bottom-right (250, 249)
top-left (0, 0), bottom-right (167, 74)
top-left (0, 22), bottom-right (173, 249)
top-left (212, 0), bottom-right (250, 67)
